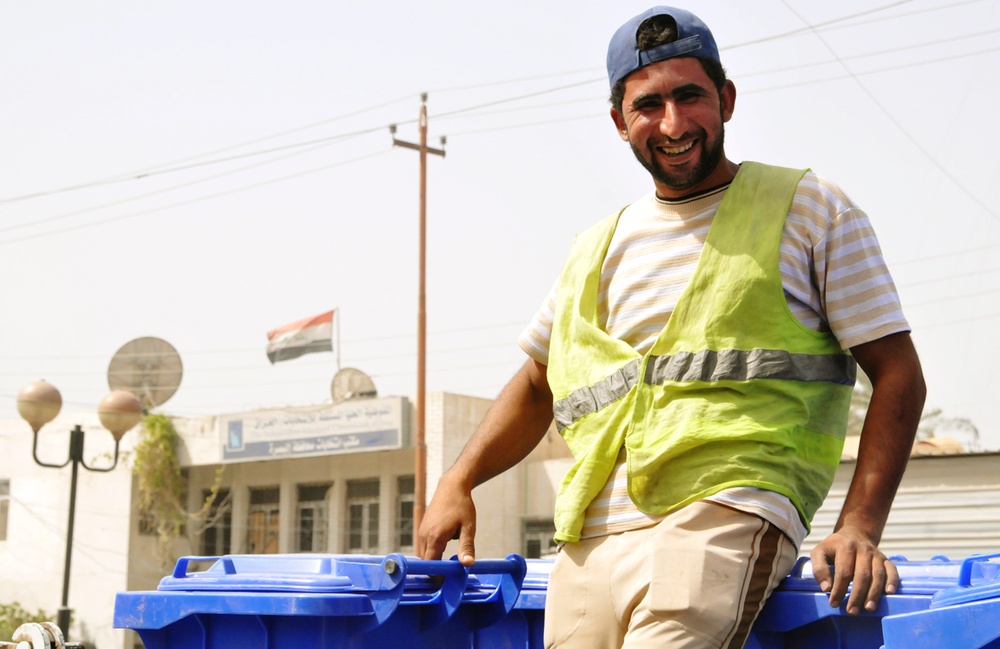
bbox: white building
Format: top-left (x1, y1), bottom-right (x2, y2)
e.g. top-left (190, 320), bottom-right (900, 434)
top-left (0, 392), bottom-right (997, 648)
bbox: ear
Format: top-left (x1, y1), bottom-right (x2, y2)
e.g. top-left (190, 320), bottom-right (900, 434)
top-left (610, 107), bottom-right (629, 142)
top-left (720, 80), bottom-right (736, 123)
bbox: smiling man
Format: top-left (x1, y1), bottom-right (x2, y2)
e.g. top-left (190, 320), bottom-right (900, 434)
top-left (419, 6), bottom-right (926, 648)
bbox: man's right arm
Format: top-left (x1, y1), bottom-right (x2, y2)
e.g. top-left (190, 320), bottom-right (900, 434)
top-left (417, 358), bottom-right (553, 564)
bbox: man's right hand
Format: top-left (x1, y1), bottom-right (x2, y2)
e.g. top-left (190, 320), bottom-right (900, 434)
top-left (417, 472), bottom-right (478, 565)
top-left (415, 359), bottom-right (554, 566)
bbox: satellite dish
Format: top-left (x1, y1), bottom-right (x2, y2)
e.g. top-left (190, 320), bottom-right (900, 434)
top-left (331, 368), bottom-right (377, 403)
top-left (107, 337), bottom-right (183, 411)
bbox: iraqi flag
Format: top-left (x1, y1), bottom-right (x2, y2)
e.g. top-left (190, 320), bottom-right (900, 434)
top-left (266, 310), bottom-right (334, 364)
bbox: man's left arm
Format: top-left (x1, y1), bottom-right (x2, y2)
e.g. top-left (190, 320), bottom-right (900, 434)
top-left (810, 331), bottom-right (926, 614)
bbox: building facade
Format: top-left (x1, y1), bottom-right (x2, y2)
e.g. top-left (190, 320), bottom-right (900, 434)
top-left (0, 391), bottom-right (571, 649)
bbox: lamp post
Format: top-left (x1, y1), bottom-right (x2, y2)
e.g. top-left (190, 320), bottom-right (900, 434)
top-left (16, 380), bottom-right (142, 641)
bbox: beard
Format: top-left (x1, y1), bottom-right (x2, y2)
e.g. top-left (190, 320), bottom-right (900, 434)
top-left (630, 123), bottom-right (726, 192)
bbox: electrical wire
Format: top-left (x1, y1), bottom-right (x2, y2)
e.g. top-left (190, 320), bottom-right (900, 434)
top-left (4, 4), bottom-right (996, 241)
top-left (918, 311), bottom-right (1000, 329)
top-left (0, 140), bottom-right (338, 236)
top-left (1, 0), bottom-right (992, 213)
top-left (0, 320), bottom-right (527, 361)
top-left (0, 148), bottom-right (393, 246)
top-left (0, 94), bottom-right (417, 206)
top-left (779, 0), bottom-right (998, 222)
top-left (429, 67), bottom-right (600, 94)
top-left (894, 242), bottom-right (1000, 266)
top-left (906, 285), bottom-right (1000, 308)
top-left (725, 0), bottom-right (920, 51)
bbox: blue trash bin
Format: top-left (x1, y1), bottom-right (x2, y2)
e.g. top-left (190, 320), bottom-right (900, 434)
top-left (881, 552), bottom-right (1000, 649)
top-left (474, 558), bottom-right (550, 649)
top-left (114, 553), bottom-right (528, 649)
top-left (746, 555), bottom-right (970, 649)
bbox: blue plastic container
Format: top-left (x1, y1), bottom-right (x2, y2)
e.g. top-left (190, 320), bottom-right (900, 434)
top-left (475, 559), bottom-right (550, 649)
top-left (114, 553), bottom-right (529, 649)
top-left (881, 553), bottom-right (1000, 649)
top-left (745, 556), bottom-right (971, 649)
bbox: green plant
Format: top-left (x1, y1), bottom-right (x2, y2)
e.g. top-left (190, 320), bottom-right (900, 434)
top-left (0, 602), bottom-right (56, 643)
top-left (131, 414), bottom-right (224, 567)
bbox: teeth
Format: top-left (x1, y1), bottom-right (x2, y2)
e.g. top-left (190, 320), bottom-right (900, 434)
top-left (659, 141), bottom-right (694, 155)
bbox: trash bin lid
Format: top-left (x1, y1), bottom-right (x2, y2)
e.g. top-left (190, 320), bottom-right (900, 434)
top-left (514, 559), bottom-right (552, 610)
top-left (158, 554), bottom-right (404, 593)
top-left (117, 554), bottom-right (529, 635)
top-left (777, 555), bottom-right (971, 596)
top-left (931, 553), bottom-right (1000, 608)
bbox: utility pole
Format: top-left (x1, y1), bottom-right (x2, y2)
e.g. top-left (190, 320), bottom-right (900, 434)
top-left (391, 94), bottom-right (445, 553)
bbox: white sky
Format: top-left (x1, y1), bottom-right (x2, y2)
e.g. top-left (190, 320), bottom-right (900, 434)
top-left (1, 1), bottom-right (998, 448)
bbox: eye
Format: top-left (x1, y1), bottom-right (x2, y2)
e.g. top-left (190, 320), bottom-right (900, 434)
top-left (632, 98), bottom-right (660, 112)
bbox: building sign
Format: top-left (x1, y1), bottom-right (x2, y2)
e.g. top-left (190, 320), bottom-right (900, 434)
top-left (220, 397), bottom-right (408, 462)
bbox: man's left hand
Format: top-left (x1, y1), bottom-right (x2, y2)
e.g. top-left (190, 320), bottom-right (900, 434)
top-left (809, 524), bottom-right (899, 614)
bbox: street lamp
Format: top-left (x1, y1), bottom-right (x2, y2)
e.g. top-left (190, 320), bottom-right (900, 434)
top-left (16, 380), bottom-right (142, 641)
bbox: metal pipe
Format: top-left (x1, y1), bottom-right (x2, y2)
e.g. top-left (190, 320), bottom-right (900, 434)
top-left (57, 425), bottom-right (84, 639)
top-left (414, 97), bottom-right (428, 549)
top-left (390, 95), bottom-right (445, 553)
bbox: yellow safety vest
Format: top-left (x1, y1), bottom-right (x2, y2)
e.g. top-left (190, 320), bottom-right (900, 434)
top-left (548, 162), bottom-right (855, 543)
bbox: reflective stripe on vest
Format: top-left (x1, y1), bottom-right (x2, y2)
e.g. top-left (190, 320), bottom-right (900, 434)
top-left (553, 349), bottom-right (856, 431)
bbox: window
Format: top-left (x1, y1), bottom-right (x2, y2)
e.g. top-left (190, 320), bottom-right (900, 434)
top-left (523, 520), bottom-right (557, 559)
top-left (397, 476), bottom-right (415, 551)
top-left (0, 480), bottom-right (9, 541)
top-left (296, 483), bottom-right (332, 553)
top-left (247, 486), bottom-right (280, 554)
top-left (346, 479), bottom-right (380, 554)
top-left (200, 488), bottom-right (231, 556)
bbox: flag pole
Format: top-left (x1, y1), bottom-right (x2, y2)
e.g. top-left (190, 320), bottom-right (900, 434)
top-left (336, 308), bottom-right (341, 371)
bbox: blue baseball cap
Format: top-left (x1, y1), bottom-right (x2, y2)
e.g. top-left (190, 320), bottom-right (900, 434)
top-left (607, 6), bottom-right (721, 90)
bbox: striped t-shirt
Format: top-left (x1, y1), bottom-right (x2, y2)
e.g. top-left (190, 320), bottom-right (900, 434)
top-left (518, 171), bottom-right (909, 546)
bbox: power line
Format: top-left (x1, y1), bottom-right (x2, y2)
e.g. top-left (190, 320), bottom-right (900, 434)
top-left (3, 2), bottom-right (996, 241)
top-left (897, 265), bottom-right (1000, 288)
top-left (0, 148), bottom-right (393, 246)
top-left (737, 41), bottom-right (1000, 94)
top-left (429, 67), bottom-right (600, 94)
top-left (737, 25), bottom-right (1000, 80)
top-left (445, 113), bottom-right (605, 138)
top-left (918, 311), bottom-right (1000, 329)
top-left (779, 0), bottom-right (998, 222)
top-left (808, 0), bottom-right (992, 33)
top-left (434, 78), bottom-right (605, 120)
top-left (0, 82), bottom-right (603, 220)
top-left (893, 242), bottom-right (1000, 266)
top-left (726, 0), bottom-right (919, 51)
top-left (0, 342), bottom-right (521, 378)
top-left (907, 285), bottom-right (1000, 308)
top-left (0, 94), bottom-right (417, 206)
top-left (0, 140), bottom-right (338, 236)
top-left (0, 320), bottom-right (528, 361)
top-left (446, 32), bottom-right (1000, 136)
top-left (0, 127), bottom-right (391, 207)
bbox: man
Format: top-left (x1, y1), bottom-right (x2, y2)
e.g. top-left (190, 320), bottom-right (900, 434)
top-left (419, 6), bottom-right (925, 648)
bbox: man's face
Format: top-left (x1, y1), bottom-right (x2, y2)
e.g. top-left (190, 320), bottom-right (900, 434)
top-left (611, 57), bottom-right (736, 198)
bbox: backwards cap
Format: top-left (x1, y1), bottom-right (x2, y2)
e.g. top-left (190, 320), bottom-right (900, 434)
top-left (606, 6), bottom-right (720, 90)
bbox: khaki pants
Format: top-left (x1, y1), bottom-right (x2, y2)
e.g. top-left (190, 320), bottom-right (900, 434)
top-left (543, 501), bottom-right (798, 649)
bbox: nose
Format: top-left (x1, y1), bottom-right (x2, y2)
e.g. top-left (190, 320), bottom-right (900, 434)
top-left (659, 102), bottom-right (688, 140)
